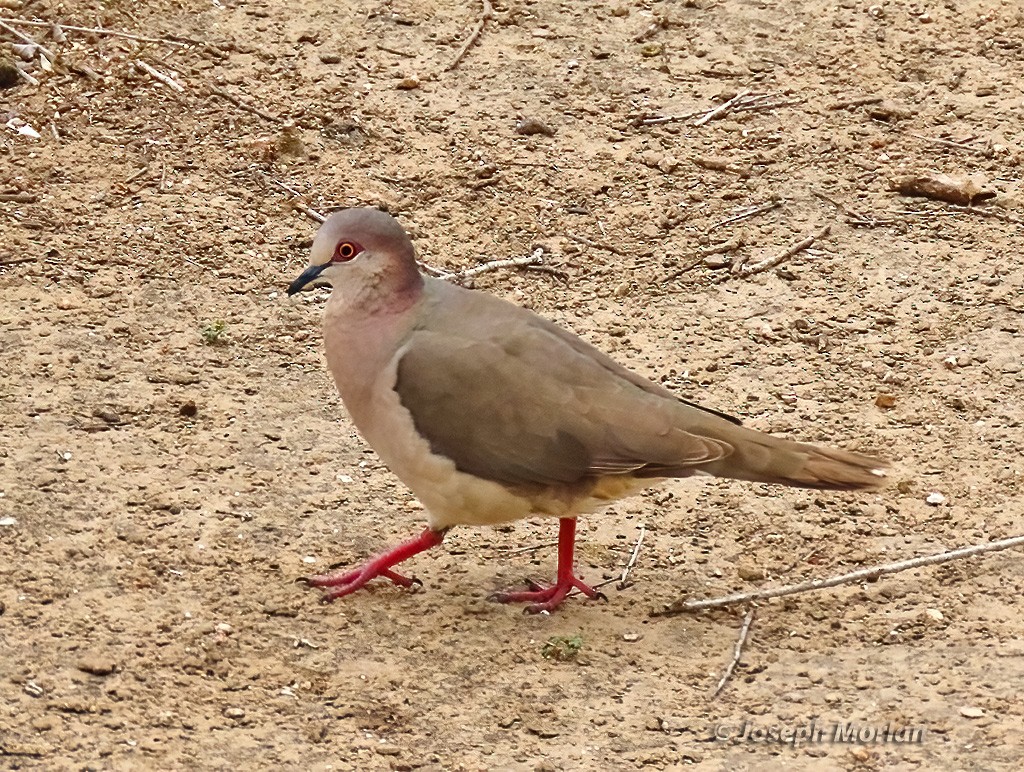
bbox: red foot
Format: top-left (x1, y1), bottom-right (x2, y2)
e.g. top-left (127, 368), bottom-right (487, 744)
top-left (303, 528), bottom-right (446, 602)
top-left (491, 518), bottom-right (605, 614)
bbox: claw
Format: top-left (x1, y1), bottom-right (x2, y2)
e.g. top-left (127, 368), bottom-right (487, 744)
top-left (490, 519), bottom-right (601, 613)
top-left (300, 528), bottom-right (446, 604)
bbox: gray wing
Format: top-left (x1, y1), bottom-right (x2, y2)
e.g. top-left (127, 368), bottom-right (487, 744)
top-left (393, 321), bottom-right (731, 489)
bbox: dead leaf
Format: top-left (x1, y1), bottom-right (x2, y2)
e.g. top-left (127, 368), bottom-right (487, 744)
top-left (891, 173), bottom-right (996, 206)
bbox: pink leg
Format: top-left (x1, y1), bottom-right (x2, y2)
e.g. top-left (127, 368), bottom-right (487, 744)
top-left (303, 527), bottom-right (447, 602)
top-left (491, 518), bottom-right (604, 614)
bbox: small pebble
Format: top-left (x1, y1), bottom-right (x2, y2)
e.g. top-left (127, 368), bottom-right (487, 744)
top-left (925, 492), bottom-right (946, 506)
top-left (737, 565), bottom-right (765, 581)
top-left (77, 655), bottom-right (117, 676)
top-left (657, 155), bottom-right (679, 173)
top-left (515, 117), bottom-right (555, 137)
top-left (875, 394), bottom-right (897, 409)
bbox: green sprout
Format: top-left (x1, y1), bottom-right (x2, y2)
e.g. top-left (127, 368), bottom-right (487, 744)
top-left (200, 319), bottom-right (227, 345)
top-left (541, 634), bottom-right (584, 661)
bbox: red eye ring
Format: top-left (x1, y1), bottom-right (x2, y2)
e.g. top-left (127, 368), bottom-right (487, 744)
top-left (333, 241), bottom-right (363, 262)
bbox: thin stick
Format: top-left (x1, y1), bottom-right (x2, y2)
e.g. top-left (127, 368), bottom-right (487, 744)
top-left (0, 19), bottom-right (58, 60)
top-left (735, 224), bottom-right (830, 277)
top-left (617, 524), bottom-right (646, 589)
top-left (123, 166), bottom-right (149, 185)
top-left (446, 0), bottom-right (493, 72)
top-left (811, 188), bottom-right (880, 226)
top-left (710, 606), bottom-right (756, 699)
top-left (0, 17), bottom-right (190, 46)
top-left (661, 255), bottom-right (708, 283)
top-left (265, 178), bottom-right (326, 223)
top-left (0, 256), bottom-right (35, 266)
top-left (907, 132), bottom-right (986, 153)
top-left (638, 109), bottom-right (703, 126)
top-left (290, 202), bottom-right (325, 223)
top-left (134, 60), bottom-right (184, 92)
top-left (417, 261), bottom-right (448, 277)
top-left (732, 96), bottom-right (803, 113)
top-left (15, 65), bottom-right (39, 85)
top-left (705, 198), bottom-right (782, 233)
top-left (656, 533), bottom-right (1024, 615)
top-left (377, 43), bottom-right (414, 58)
top-left (445, 248), bottom-right (543, 280)
top-left (566, 232), bottom-right (626, 256)
top-left (267, 177), bottom-right (306, 198)
top-left (694, 90), bottom-right (751, 126)
top-left (944, 204), bottom-right (1024, 225)
top-left (209, 87), bottom-right (279, 122)
top-left (0, 192), bottom-right (36, 203)
top-left (829, 95), bottom-right (883, 110)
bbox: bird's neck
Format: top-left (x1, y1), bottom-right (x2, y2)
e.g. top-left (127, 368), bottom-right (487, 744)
top-left (322, 270), bottom-right (422, 402)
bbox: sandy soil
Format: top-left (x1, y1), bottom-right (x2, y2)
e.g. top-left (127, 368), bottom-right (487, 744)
top-left (3, 0), bottom-right (1024, 769)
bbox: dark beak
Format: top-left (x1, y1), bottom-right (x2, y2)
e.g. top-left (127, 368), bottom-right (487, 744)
top-left (287, 264), bottom-right (329, 296)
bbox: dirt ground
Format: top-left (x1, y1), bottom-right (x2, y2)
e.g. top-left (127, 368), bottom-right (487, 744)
top-left (3, 0), bottom-right (1024, 769)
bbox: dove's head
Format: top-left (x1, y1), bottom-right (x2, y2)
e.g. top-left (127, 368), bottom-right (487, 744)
top-left (287, 208), bottom-right (423, 311)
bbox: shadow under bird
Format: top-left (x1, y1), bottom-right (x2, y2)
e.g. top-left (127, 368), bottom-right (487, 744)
top-left (287, 208), bottom-right (888, 613)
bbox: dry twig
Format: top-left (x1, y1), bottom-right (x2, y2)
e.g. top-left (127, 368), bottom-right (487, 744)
top-left (265, 178), bottom-right (326, 223)
top-left (617, 525), bottom-right (646, 589)
top-left (446, 0), bottom-right (493, 72)
top-left (656, 533), bottom-right (1024, 615)
top-left (829, 95), bottom-right (883, 110)
top-left (706, 198), bottom-right (781, 233)
top-left (566, 232), bottom-right (626, 256)
top-left (0, 17), bottom-right (191, 46)
top-left (908, 132), bottom-right (986, 154)
top-left (209, 87), bottom-right (279, 122)
top-left (733, 224), bottom-right (830, 278)
top-left (811, 188), bottom-right (884, 227)
top-left (637, 110), bottom-right (703, 126)
top-left (444, 247), bottom-right (544, 280)
top-left (694, 90), bottom-right (751, 126)
top-left (0, 19), bottom-right (58, 61)
top-left (944, 203), bottom-right (1024, 225)
top-left (711, 606), bottom-right (756, 699)
top-left (134, 60), bottom-right (184, 92)
top-left (15, 65), bottom-right (39, 85)
top-left (0, 192), bottom-right (36, 203)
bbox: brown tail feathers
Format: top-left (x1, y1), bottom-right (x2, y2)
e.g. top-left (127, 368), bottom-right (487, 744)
top-left (778, 444), bottom-right (889, 491)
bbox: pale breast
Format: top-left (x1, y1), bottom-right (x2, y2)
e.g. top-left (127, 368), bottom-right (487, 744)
top-left (352, 350), bottom-right (539, 529)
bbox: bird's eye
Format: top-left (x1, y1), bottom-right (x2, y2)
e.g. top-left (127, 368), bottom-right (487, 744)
top-left (333, 241), bottom-right (362, 262)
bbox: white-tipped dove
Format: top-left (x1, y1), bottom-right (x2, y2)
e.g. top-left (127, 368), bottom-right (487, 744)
top-left (288, 208), bottom-right (888, 613)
